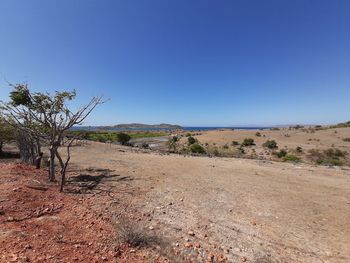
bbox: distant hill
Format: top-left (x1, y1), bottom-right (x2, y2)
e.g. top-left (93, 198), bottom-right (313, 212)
top-left (98, 123), bottom-right (182, 130)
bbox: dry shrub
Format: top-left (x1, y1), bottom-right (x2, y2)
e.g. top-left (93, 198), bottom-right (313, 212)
top-left (116, 218), bottom-right (159, 247)
top-left (115, 218), bottom-right (183, 262)
top-left (307, 148), bottom-right (347, 166)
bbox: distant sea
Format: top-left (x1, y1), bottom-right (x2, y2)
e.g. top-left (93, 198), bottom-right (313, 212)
top-left (72, 126), bottom-right (271, 131)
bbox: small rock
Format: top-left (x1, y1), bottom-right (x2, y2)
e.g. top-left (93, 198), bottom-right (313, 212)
top-left (24, 244), bottom-right (32, 249)
top-left (184, 243), bottom-right (192, 248)
top-left (149, 226), bottom-right (154, 230)
top-left (188, 231), bottom-right (195, 236)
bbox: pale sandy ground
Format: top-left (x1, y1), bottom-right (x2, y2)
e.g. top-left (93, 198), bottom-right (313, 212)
top-left (69, 137), bottom-right (350, 263)
top-left (193, 127), bottom-right (350, 150)
top-left (182, 127), bottom-right (350, 164)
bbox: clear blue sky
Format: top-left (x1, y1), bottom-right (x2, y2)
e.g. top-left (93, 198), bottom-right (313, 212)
top-left (0, 0), bottom-right (349, 126)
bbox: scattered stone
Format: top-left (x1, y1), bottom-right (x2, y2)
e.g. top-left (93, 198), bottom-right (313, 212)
top-left (188, 231), bottom-right (195, 236)
top-left (24, 244), bottom-right (32, 249)
top-left (185, 243), bottom-right (193, 248)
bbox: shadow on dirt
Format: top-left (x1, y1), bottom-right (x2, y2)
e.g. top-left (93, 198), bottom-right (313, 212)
top-left (65, 168), bottom-right (133, 194)
top-left (0, 151), bottom-right (20, 159)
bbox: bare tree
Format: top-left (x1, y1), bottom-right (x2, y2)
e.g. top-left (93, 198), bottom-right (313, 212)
top-left (0, 83), bottom-right (104, 190)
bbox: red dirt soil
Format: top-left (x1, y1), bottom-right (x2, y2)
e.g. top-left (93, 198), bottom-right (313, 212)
top-left (0, 163), bottom-right (165, 263)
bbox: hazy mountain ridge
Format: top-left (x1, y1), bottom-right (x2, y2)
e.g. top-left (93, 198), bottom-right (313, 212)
top-left (98, 123), bottom-right (182, 130)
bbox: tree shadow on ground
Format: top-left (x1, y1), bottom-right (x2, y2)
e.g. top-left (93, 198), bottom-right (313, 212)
top-left (0, 151), bottom-right (20, 159)
top-left (64, 168), bottom-right (134, 194)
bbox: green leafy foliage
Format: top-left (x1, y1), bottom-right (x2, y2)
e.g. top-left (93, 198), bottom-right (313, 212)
top-left (190, 143), bottom-right (206, 154)
top-left (241, 138), bottom-right (255, 146)
top-left (263, 140), bottom-right (278, 149)
top-left (283, 155), bottom-right (301, 162)
top-left (116, 133), bottom-right (131, 145)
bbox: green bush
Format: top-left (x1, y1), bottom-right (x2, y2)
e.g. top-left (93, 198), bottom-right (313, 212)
top-left (276, 149), bottom-right (287, 158)
top-left (242, 138), bottom-right (255, 146)
top-left (117, 133), bottom-right (131, 145)
top-left (188, 136), bottom-right (196, 145)
top-left (190, 143), bottom-right (206, 154)
top-left (263, 140), bottom-right (278, 149)
top-left (283, 155), bottom-right (301, 162)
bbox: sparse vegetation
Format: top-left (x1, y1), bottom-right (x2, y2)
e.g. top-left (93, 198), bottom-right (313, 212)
top-left (343, 138), bottom-right (350, 142)
top-left (276, 149), bottom-right (287, 158)
top-left (190, 143), bottom-right (206, 154)
top-left (283, 154), bottom-right (301, 162)
top-left (167, 136), bottom-right (179, 152)
top-left (296, 146), bottom-right (303, 153)
top-left (330, 121), bottom-right (350, 128)
top-left (242, 138), bottom-right (255, 146)
top-left (231, 140), bottom-right (239, 146)
top-left (116, 133), bottom-right (131, 145)
top-left (308, 148), bottom-right (347, 166)
top-left (116, 218), bottom-right (159, 248)
top-left (255, 132), bottom-right (261, 137)
top-left (263, 140), bottom-right (278, 149)
top-left (187, 136), bottom-right (196, 145)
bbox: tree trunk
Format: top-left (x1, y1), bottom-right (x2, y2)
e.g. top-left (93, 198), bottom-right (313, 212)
top-left (49, 147), bottom-right (56, 181)
top-left (35, 154), bottom-right (43, 169)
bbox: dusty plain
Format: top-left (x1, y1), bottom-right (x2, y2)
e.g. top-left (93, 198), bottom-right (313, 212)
top-left (1, 127), bottom-right (350, 262)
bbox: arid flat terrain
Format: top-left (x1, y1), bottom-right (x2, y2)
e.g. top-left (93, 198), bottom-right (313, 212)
top-left (1, 127), bottom-right (350, 263)
top-left (66, 136), bottom-right (350, 262)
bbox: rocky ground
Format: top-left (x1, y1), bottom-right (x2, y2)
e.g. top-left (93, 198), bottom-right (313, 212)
top-left (67, 141), bottom-right (350, 263)
top-left (0, 162), bottom-right (172, 263)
